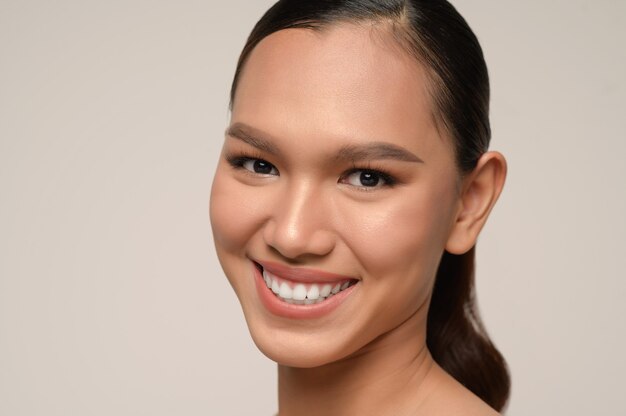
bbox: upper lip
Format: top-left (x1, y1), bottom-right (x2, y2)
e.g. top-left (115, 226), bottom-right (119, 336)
top-left (253, 259), bottom-right (357, 284)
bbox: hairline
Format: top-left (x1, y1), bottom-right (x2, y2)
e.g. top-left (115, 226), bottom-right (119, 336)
top-left (231, 17), bottom-right (455, 150)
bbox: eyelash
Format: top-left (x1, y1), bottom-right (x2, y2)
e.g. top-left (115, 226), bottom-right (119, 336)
top-left (226, 152), bottom-right (270, 171)
top-left (225, 152), bottom-right (397, 189)
top-left (343, 163), bottom-right (397, 188)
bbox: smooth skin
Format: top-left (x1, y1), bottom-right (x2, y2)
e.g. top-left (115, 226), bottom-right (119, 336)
top-left (210, 22), bottom-right (506, 416)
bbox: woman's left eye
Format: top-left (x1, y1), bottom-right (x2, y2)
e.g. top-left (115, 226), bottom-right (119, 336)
top-left (340, 169), bottom-right (393, 189)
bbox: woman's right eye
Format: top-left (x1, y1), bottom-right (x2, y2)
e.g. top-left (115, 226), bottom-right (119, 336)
top-left (229, 156), bottom-right (279, 176)
top-left (243, 158), bottom-right (278, 175)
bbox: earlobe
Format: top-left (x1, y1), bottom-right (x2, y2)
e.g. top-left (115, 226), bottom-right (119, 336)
top-left (445, 151), bottom-right (507, 255)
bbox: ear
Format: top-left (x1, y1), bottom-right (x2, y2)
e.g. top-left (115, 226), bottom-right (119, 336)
top-left (445, 151), bottom-right (507, 255)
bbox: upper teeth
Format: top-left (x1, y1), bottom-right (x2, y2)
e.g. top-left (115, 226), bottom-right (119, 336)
top-left (262, 269), bottom-right (353, 304)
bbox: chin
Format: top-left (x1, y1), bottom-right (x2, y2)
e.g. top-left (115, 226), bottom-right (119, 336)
top-left (248, 326), bottom-right (356, 368)
top-left (227, 257), bottom-right (368, 368)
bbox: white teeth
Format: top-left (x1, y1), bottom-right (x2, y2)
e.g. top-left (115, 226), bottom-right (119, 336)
top-left (271, 279), bottom-right (280, 294)
top-left (319, 284), bottom-right (332, 298)
top-left (292, 284), bottom-right (307, 301)
top-left (279, 282), bottom-right (293, 299)
top-left (306, 284), bottom-right (319, 300)
top-left (261, 267), bottom-right (355, 304)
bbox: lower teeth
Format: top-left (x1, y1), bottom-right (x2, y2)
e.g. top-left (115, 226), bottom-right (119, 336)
top-left (276, 293), bottom-right (331, 304)
top-left (273, 285), bottom-right (353, 304)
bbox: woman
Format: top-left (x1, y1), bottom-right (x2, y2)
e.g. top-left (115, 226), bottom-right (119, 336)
top-left (210, 0), bottom-right (510, 414)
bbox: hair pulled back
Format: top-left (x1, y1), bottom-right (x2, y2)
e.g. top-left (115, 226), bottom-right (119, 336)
top-left (228, 0), bottom-right (510, 410)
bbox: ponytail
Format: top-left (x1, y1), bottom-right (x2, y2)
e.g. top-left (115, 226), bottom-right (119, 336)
top-left (427, 248), bottom-right (510, 410)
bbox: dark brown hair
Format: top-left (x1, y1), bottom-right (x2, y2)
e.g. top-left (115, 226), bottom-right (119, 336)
top-left (228, 0), bottom-right (510, 410)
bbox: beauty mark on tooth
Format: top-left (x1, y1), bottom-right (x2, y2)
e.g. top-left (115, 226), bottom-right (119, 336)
top-left (320, 284), bottom-right (332, 297)
top-left (292, 284), bottom-right (307, 300)
top-left (307, 284), bottom-right (320, 300)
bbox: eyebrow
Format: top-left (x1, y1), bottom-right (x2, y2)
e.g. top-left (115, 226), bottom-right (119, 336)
top-left (226, 123), bottom-right (280, 155)
top-left (226, 122), bottom-right (423, 163)
top-left (336, 142), bottom-right (423, 164)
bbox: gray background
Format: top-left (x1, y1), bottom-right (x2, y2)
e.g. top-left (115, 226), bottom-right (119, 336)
top-left (1, 0), bottom-right (624, 414)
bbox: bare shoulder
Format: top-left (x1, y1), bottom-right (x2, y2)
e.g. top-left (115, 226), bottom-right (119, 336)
top-left (414, 364), bottom-right (501, 416)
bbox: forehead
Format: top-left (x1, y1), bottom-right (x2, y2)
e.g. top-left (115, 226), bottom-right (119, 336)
top-left (231, 23), bottom-right (442, 154)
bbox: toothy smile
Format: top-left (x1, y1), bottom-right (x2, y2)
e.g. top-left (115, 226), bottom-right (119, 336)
top-left (254, 261), bottom-right (358, 305)
top-left (263, 269), bottom-right (355, 304)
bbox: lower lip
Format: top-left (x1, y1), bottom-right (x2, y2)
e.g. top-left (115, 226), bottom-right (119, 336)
top-left (252, 262), bottom-right (357, 319)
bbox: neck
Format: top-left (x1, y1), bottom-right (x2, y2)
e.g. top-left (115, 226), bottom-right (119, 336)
top-left (277, 311), bottom-right (438, 416)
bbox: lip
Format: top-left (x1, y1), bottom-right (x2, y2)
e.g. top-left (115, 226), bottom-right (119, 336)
top-left (251, 260), bottom-right (359, 319)
top-left (255, 259), bottom-right (357, 284)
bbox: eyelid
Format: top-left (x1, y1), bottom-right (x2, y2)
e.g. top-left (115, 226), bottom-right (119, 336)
top-left (340, 167), bottom-right (397, 189)
top-left (225, 151), bottom-right (398, 189)
top-left (225, 152), bottom-right (280, 176)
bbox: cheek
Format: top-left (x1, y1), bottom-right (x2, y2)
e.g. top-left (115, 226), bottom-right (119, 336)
top-left (209, 167), bottom-right (265, 256)
top-left (336, 184), bottom-right (457, 289)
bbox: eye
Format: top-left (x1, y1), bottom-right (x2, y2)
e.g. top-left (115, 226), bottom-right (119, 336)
top-left (226, 153), bottom-right (280, 176)
top-left (340, 169), bottom-right (393, 189)
top-left (241, 158), bottom-right (279, 176)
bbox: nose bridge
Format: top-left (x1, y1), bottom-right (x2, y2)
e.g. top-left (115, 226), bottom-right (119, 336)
top-left (264, 177), bottom-right (334, 258)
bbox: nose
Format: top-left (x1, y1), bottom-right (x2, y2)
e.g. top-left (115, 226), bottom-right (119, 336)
top-left (263, 180), bottom-right (336, 260)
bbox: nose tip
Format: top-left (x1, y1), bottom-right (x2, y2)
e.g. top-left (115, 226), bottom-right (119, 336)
top-left (263, 219), bottom-right (336, 260)
top-left (262, 187), bottom-right (336, 260)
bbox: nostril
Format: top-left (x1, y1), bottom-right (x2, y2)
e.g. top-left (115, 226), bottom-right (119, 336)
top-left (263, 224), bottom-right (337, 260)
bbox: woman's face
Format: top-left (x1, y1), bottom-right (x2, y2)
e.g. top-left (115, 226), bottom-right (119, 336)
top-left (210, 24), bottom-right (462, 367)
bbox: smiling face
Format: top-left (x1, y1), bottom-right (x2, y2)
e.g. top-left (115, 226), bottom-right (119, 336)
top-left (210, 23), bottom-right (463, 367)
